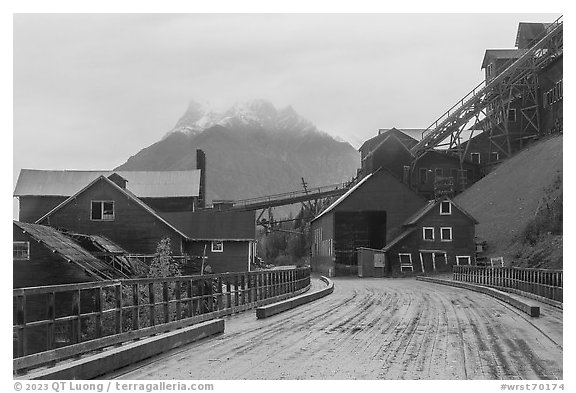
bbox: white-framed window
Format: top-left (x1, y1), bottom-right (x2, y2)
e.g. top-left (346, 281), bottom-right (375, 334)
top-left (440, 201), bottom-right (452, 215)
top-left (440, 227), bottom-right (453, 242)
top-left (490, 151), bottom-right (499, 162)
top-left (13, 241), bottom-right (30, 260)
top-left (486, 63), bottom-right (493, 78)
top-left (211, 241), bottom-right (224, 253)
top-left (423, 227), bottom-right (434, 241)
top-left (456, 256), bottom-right (471, 266)
top-left (508, 108), bottom-right (517, 122)
top-left (91, 200), bottom-right (115, 221)
top-left (471, 152), bottom-right (481, 164)
top-left (399, 253), bottom-right (413, 272)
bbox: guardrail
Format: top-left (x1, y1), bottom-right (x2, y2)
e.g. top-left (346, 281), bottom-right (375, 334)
top-left (13, 267), bottom-right (311, 362)
top-left (453, 265), bottom-right (562, 302)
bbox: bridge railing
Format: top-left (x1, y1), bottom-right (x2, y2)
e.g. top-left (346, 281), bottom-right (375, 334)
top-left (232, 181), bottom-right (353, 209)
top-left (13, 267), bottom-right (311, 366)
top-left (453, 265), bottom-right (562, 302)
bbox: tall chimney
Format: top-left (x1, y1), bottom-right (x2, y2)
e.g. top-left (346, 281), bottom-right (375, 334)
top-left (196, 149), bottom-right (206, 208)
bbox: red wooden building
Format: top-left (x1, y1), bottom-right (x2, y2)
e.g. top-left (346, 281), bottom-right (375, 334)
top-left (31, 173), bottom-right (255, 274)
top-left (382, 198), bottom-right (478, 275)
top-left (14, 163), bottom-right (204, 224)
top-left (310, 169), bottom-right (428, 276)
top-left (359, 128), bottom-right (481, 199)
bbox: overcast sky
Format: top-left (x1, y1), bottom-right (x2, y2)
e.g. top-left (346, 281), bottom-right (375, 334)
top-left (13, 13), bottom-right (560, 193)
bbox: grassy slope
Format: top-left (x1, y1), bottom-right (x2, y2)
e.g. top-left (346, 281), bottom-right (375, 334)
top-left (455, 135), bottom-right (563, 269)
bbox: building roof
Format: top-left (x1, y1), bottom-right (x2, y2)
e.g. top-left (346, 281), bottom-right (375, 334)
top-left (312, 172), bottom-right (375, 222)
top-left (13, 221), bottom-right (128, 280)
top-left (403, 198), bottom-right (479, 226)
top-left (382, 227), bottom-right (418, 252)
top-left (13, 169), bottom-right (201, 198)
top-left (481, 49), bottom-right (528, 69)
top-left (35, 175), bottom-right (191, 241)
top-left (515, 22), bottom-right (550, 49)
top-left (160, 209), bottom-right (256, 241)
top-left (359, 128), bottom-right (422, 154)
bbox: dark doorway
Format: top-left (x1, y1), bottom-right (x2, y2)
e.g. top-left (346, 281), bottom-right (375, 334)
top-left (334, 211), bottom-right (387, 275)
top-left (421, 252), bottom-right (435, 273)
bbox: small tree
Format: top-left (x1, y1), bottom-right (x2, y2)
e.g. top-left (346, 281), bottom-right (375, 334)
top-left (148, 237), bottom-right (181, 278)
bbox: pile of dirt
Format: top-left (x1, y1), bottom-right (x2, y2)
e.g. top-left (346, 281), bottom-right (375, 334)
top-left (455, 135), bottom-right (562, 269)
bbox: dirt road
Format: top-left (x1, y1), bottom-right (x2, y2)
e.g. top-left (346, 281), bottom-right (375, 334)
top-left (110, 277), bottom-right (562, 380)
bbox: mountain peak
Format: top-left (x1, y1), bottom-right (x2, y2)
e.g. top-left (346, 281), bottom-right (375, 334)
top-left (164, 99), bottom-right (319, 139)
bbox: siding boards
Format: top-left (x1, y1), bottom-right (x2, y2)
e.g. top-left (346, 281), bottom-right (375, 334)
top-left (184, 241), bottom-right (249, 274)
top-left (37, 180), bottom-right (184, 255)
top-left (18, 196), bottom-right (67, 223)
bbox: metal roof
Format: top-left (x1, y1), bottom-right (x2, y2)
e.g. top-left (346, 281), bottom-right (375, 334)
top-left (160, 210), bottom-right (256, 241)
top-left (359, 128), bottom-right (422, 153)
top-left (382, 227), bottom-right (418, 252)
top-left (35, 175), bottom-right (192, 241)
top-left (14, 169), bottom-right (201, 198)
top-left (13, 221), bottom-right (128, 280)
top-left (311, 172), bottom-right (374, 223)
top-left (403, 198), bottom-right (479, 226)
top-left (481, 49), bottom-right (527, 69)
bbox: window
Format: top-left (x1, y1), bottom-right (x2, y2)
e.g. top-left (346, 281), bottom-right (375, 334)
top-left (456, 256), bottom-right (471, 266)
top-left (434, 168), bottom-right (443, 179)
top-left (440, 227), bottom-right (453, 242)
top-left (13, 241), bottom-right (30, 260)
top-left (423, 227), bottom-right (434, 241)
top-left (419, 168), bottom-right (428, 184)
top-left (91, 201), bottom-right (115, 221)
top-left (486, 63), bottom-right (493, 78)
top-left (211, 241), bottom-right (224, 253)
top-left (490, 151), bottom-right (499, 162)
top-left (508, 108), bottom-right (517, 122)
top-left (399, 253), bottom-right (413, 272)
top-left (458, 169), bottom-right (468, 185)
top-left (440, 201), bottom-right (452, 215)
top-left (403, 166), bottom-right (410, 184)
top-left (450, 168), bottom-right (458, 182)
top-left (470, 152), bottom-right (481, 164)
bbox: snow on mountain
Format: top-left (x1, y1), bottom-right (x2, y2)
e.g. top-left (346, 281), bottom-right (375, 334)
top-left (164, 99), bottom-right (320, 139)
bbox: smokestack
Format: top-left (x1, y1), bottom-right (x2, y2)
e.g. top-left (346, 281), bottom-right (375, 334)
top-left (196, 149), bottom-right (206, 208)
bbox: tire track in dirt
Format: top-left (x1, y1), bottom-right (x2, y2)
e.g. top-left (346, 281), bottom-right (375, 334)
top-left (111, 278), bottom-right (562, 380)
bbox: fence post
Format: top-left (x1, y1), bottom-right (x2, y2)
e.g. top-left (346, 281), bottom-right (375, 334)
top-left (15, 294), bottom-right (26, 357)
top-left (71, 290), bottom-right (81, 344)
top-left (45, 292), bottom-right (55, 351)
top-left (149, 282), bottom-right (156, 326)
top-left (115, 284), bottom-right (122, 334)
top-left (175, 280), bottom-right (182, 320)
top-left (132, 284), bottom-right (140, 331)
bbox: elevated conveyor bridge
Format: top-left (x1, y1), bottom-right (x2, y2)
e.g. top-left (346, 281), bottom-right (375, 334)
top-left (410, 16), bottom-right (563, 164)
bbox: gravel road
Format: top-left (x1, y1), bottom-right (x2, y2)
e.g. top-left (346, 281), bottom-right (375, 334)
top-left (110, 277), bottom-right (562, 380)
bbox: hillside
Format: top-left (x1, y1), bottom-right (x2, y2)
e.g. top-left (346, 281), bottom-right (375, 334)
top-left (116, 100), bottom-right (360, 204)
top-left (455, 135), bottom-right (562, 269)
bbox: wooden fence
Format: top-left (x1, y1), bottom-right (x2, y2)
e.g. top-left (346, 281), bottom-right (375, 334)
top-left (453, 265), bottom-right (562, 302)
top-left (13, 267), bottom-right (310, 362)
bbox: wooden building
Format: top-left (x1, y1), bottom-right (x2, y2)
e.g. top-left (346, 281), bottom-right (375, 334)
top-left (35, 174), bottom-right (192, 256)
top-left (479, 22), bottom-right (563, 161)
top-left (160, 204), bottom-right (256, 274)
top-left (310, 169), bottom-right (428, 276)
top-left (13, 221), bottom-right (128, 289)
top-left (382, 198), bottom-right (478, 275)
top-left (33, 173), bottom-right (254, 274)
top-left (14, 156), bottom-right (204, 223)
top-left (359, 128), bottom-right (481, 199)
